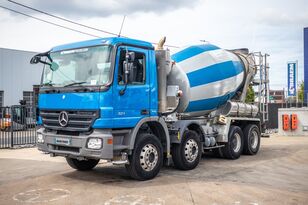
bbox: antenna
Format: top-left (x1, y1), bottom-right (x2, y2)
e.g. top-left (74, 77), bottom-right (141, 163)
top-left (118, 15), bottom-right (126, 37)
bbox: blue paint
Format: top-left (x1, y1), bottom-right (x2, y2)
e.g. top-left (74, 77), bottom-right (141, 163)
top-left (187, 61), bottom-right (244, 87)
top-left (287, 62), bottom-right (297, 96)
top-left (111, 45), bottom-right (157, 128)
top-left (171, 43), bottom-right (244, 114)
top-left (186, 91), bottom-right (236, 112)
top-left (171, 44), bottom-right (220, 63)
top-left (51, 37), bottom-right (153, 52)
top-left (39, 90), bottom-right (116, 128)
top-left (304, 28), bottom-right (308, 103)
top-left (39, 92), bottom-right (102, 110)
top-left (39, 37), bottom-right (158, 129)
top-left (37, 116), bottom-right (42, 125)
top-left (148, 49), bottom-right (159, 116)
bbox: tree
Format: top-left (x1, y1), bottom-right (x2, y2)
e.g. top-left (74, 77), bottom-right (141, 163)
top-left (298, 81), bottom-right (304, 102)
top-left (245, 85), bottom-right (255, 103)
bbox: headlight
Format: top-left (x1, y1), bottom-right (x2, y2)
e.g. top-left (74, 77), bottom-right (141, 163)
top-left (87, 138), bottom-right (102, 149)
top-left (37, 133), bottom-right (44, 143)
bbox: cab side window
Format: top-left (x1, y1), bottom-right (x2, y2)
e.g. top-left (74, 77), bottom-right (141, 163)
top-left (118, 50), bottom-right (146, 85)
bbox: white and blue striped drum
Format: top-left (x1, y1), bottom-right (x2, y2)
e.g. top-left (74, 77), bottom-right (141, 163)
top-left (169, 44), bottom-right (246, 117)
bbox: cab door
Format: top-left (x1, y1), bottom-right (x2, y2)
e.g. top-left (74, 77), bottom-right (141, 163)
top-left (112, 46), bottom-right (150, 128)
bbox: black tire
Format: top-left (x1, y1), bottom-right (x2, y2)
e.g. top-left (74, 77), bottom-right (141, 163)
top-left (222, 126), bottom-right (244, 159)
top-left (243, 124), bottom-right (261, 155)
top-left (125, 133), bottom-right (163, 180)
top-left (172, 130), bottom-right (202, 170)
top-left (66, 157), bottom-right (99, 171)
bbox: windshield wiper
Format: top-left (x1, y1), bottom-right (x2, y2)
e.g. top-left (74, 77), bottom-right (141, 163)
top-left (64, 81), bottom-right (87, 87)
top-left (41, 82), bottom-right (55, 87)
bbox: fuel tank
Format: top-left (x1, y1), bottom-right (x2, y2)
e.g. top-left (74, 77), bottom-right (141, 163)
top-left (169, 44), bottom-right (247, 117)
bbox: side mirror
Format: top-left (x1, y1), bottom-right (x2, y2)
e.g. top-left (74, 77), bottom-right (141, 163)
top-left (119, 51), bottom-right (135, 96)
top-left (30, 53), bottom-right (59, 71)
top-left (123, 62), bottom-right (129, 84)
top-left (30, 56), bottom-right (41, 64)
top-left (50, 62), bottom-right (59, 71)
top-left (123, 52), bottom-right (135, 84)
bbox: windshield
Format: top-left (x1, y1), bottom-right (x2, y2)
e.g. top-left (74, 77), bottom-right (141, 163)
top-left (42, 45), bottom-right (112, 87)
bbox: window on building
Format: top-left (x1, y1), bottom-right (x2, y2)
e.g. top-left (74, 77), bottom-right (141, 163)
top-left (0, 91), bottom-right (3, 107)
top-left (23, 91), bottom-right (34, 118)
top-left (23, 91), bottom-right (34, 106)
top-left (32, 85), bottom-right (40, 108)
top-left (118, 50), bottom-right (146, 85)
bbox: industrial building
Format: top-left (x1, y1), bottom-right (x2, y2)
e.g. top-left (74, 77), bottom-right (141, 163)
top-left (0, 48), bottom-right (41, 107)
top-left (269, 90), bottom-right (285, 103)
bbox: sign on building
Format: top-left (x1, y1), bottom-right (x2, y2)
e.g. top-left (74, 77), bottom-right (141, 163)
top-left (287, 61), bottom-right (297, 96)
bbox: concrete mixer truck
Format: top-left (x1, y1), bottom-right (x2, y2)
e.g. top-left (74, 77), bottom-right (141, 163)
top-left (31, 36), bottom-right (262, 180)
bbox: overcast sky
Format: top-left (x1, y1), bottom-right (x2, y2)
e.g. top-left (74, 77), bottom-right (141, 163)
top-left (0, 0), bottom-right (307, 90)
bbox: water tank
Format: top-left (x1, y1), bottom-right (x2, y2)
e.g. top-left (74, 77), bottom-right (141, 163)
top-left (168, 44), bottom-right (246, 117)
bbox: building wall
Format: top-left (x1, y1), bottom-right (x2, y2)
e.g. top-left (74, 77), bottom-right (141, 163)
top-left (269, 90), bottom-right (285, 103)
top-left (278, 107), bottom-right (308, 136)
top-left (0, 48), bottom-right (42, 106)
top-left (304, 27), bottom-right (308, 103)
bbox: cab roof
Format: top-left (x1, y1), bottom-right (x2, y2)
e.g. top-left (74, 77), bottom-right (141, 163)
top-left (51, 37), bottom-right (154, 52)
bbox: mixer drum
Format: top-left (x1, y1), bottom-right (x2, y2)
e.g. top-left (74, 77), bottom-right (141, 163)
top-left (169, 44), bottom-right (246, 117)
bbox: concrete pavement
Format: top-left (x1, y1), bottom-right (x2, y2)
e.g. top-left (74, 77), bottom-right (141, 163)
top-left (0, 134), bottom-right (308, 205)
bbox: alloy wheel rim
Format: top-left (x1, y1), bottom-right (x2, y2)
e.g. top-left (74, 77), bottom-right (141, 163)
top-left (139, 144), bottom-right (159, 172)
top-left (184, 139), bottom-right (199, 162)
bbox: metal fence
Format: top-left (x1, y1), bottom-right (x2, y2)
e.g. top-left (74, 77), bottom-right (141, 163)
top-left (0, 105), bottom-right (37, 148)
top-left (266, 103), bottom-right (308, 129)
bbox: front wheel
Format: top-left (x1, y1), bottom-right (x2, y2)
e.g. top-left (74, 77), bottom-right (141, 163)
top-left (222, 126), bottom-right (244, 159)
top-left (125, 133), bottom-right (163, 180)
top-left (172, 130), bottom-right (202, 170)
top-left (66, 157), bottom-right (99, 171)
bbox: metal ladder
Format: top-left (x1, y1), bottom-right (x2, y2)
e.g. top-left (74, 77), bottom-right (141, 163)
top-left (253, 52), bottom-right (270, 133)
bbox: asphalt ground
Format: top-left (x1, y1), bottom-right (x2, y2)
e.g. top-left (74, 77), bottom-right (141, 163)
top-left (0, 134), bottom-right (307, 205)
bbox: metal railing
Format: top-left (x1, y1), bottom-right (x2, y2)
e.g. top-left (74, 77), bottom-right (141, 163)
top-left (0, 105), bottom-right (37, 148)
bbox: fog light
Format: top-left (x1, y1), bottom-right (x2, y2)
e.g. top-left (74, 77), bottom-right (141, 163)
top-left (37, 133), bottom-right (44, 143)
top-left (87, 138), bottom-right (102, 149)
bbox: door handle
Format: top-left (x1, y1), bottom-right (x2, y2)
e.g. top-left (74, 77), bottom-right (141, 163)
top-left (141, 109), bottom-right (149, 115)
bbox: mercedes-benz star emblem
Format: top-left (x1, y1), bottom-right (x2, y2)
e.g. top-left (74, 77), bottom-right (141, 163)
top-left (58, 111), bottom-right (69, 127)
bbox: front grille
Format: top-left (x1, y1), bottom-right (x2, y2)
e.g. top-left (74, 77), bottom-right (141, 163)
top-left (40, 110), bottom-right (99, 132)
top-left (53, 145), bottom-right (80, 153)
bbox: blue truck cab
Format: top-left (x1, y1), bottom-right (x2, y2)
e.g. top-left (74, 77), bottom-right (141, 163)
top-left (35, 37), bottom-right (172, 180)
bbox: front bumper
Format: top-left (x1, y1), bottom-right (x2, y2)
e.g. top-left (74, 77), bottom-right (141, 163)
top-left (37, 128), bottom-right (114, 160)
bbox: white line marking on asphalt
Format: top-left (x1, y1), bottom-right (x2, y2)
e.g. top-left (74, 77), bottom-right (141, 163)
top-left (104, 194), bottom-right (165, 205)
top-left (12, 188), bottom-right (70, 203)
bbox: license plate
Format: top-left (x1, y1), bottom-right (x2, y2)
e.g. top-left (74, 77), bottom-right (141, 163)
top-left (55, 137), bottom-right (71, 146)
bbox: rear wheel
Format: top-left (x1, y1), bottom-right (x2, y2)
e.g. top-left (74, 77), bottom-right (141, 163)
top-left (243, 124), bottom-right (261, 155)
top-left (66, 157), bottom-right (99, 171)
top-left (222, 126), bottom-right (244, 159)
top-left (125, 133), bottom-right (163, 180)
top-left (172, 130), bottom-right (202, 170)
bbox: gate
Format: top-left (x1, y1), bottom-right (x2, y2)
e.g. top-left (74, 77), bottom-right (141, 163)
top-left (0, 105), bottom-right (37, 148)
